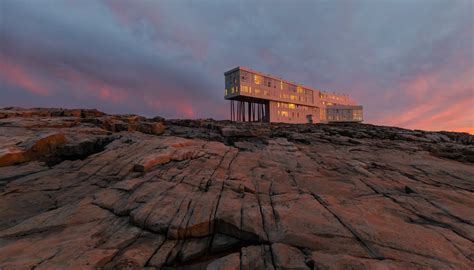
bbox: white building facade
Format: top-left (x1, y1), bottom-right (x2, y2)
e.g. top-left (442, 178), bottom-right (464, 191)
top-left (225, 66), bottom-right (363, 124)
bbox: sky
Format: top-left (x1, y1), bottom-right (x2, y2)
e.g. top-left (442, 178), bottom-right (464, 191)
top-left (1, 0), bottom-right (473, 133)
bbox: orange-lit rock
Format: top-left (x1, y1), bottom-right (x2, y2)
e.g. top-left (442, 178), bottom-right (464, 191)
top-left (0, 108), bottom-right (473, 269)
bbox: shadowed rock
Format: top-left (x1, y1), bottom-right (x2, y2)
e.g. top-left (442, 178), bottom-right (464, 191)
top-left (0, 107), bottom-right (473, 269)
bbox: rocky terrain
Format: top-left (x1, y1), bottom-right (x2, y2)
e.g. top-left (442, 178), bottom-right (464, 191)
top-left (0, 107), bottom-right (473, 269)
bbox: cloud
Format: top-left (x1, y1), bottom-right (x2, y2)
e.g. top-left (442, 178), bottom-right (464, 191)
top-left (0, 56), bottom-right (50, 96)
top-left (0, 0), bottom-right (472, 133)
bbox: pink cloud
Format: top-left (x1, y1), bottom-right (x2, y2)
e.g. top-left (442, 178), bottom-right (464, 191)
top-left (373, 67), bottom-right (473, 133)
top-left (55, 67), bottom-right (129, 104)
top-left (0, 57), bottom-right (50, 96)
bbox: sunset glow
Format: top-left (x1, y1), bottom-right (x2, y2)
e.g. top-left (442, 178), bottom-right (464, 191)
top-left (0, 0), bottom-right (472, 133)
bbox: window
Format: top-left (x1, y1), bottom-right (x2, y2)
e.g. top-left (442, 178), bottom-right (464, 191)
top-left (289, 103), bottom-right (296, 109)
top-left (254, 74), bottom-right (261, 84)
top-left (225, 88), bottom-right (228, 95)
top-left (255, 88), bottom-right (261, 94)
top-left (280, 81), bottom-right (283, 90)
top-left (297, 86), bottom-right (304, 94)
top-left (281, 111), bottom-right (289, 117)
top-left (231, 86), bottom-right (234, 94)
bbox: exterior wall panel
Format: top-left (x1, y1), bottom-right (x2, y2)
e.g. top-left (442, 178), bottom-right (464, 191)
top-left (225, 67), bottom-right (363, 124)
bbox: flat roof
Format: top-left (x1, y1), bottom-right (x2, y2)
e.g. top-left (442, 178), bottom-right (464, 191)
top-left (224, 66), bottom-right (350, 97)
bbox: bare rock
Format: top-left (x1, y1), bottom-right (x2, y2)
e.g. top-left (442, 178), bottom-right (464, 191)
top-left (271, 243), bottom-right (309, 269)
top-left (0, 108), bottom-right (473, 269)
top-left (206, 253), bottom-right (240, 270)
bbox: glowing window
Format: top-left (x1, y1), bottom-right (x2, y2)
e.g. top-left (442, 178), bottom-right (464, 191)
top-left (281, 111), bottom-right (289, 117)
top-left (231, 87), bottom-right (234, 93)
top-left (289, 103), bottom-right (296, 109)
top-left (225, 89), bottom-right (228, 95)
top-left (297, 86), bottom-right (303, 94)
top-left (254, 75), bottom-right (261, 85)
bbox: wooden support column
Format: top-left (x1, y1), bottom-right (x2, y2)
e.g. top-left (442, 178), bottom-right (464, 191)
top-left (248, 102), bottom-right (251, 122)
top-left (230, 100), bottom-right (233, 121)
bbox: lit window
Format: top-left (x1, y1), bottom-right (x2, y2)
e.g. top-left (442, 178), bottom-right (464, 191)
top-left (281, 111), bottom-right (289, 117)
top-left (280, 81), bottom-right (283, 90)
top-left (225, 89), bottom-right (228, 95)
top-left (289, 103), bottom-right (296, 109)
top-left (277, 102), bottom-right (280, 108)
top-left (231, 87), bottom-right (234, 93)
top-left (297, 86), bottom-right (303, 94)
top-left (254, 75), bottom-right (261, 84)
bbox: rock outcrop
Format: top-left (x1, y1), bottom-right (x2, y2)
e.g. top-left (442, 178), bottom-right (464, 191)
top-left (0, 107), bottom-right (473, 269)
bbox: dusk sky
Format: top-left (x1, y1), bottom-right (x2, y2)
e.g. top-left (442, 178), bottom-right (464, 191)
top-left (1, 0), bottom-right (473, 133)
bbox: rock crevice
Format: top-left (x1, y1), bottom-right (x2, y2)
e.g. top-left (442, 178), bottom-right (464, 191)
top-left (0, 108), bottom-right (473, 269)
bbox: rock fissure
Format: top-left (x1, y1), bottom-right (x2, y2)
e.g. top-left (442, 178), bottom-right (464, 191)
top-left (1, 108), bottom-right (473, 269)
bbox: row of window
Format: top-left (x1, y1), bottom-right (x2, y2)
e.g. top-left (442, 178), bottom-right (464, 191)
top-left (276, 102), bottom-right (310, 111)
top-left (326, 110), bottom-right (363, 121)
top-left (322, 101), bottom-right (335, 106)
top-left (225, 86), bottom-right (240, 95)
top-left (241, 72), bottom-right (313, 95)
top-left (277, 110), bottom-right (301, 118)
top-left (327, 115), bottom-right (363, 121)
top-left (327, 115), bottom-right (351, 121)
top-left (319, 92), bottom-right (347, 99)
top-left (227, 85), bottom-right (311, 103)
top-left (328, 108), bottom-right (363, 114)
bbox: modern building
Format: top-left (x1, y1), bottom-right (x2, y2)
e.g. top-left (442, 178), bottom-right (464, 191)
top-left (224, 66), bottom-right (363, 124)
